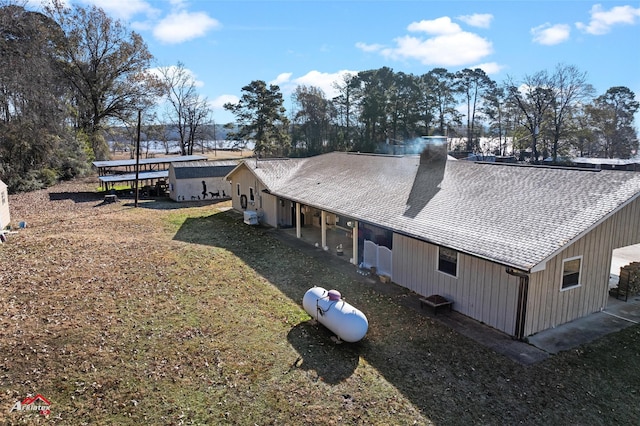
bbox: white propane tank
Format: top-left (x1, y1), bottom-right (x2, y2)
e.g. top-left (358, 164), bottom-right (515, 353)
top-left (302, 286), bottom-right (368, 343)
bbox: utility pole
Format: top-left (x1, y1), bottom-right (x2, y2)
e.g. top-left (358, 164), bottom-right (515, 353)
top-left (134, 109), bottom-right (141, 207)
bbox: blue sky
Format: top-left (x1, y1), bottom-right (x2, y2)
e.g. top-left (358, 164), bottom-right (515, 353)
top-left (39, 0), bottom-right (640, 124)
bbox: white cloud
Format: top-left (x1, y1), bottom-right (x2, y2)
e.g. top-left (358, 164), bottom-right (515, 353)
top-left (357, 16), bottom-right (493, 67)
top-left (355, 42), bottom-right (385, 53)
top-left (470, 62), bottom-right (504, 75)
top-left (407, 17), bottom-right (462, 35)
top-left (385, 32), bottom-right (493, 66)
top-left (576, 4), bottom-right (640, 35)
top-left (210, 94), bottom-right (239, 111)
top-left (153, 10), bottom-right (220, 44)
top-left (76, 0), bottom-right (157, 21)
top-left (271, 70), bottom-right (358, 98)
top-left (457, 13), bottom-right (493, 29)
top-left (271, 73), bottom-right (293, 86)
top-left (531, 23), bottom-right (571, 45)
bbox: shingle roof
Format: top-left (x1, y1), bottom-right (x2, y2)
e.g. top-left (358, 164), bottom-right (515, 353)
top-left (236, 152), bottom-right (640, 271)
top-left (172, 160), bottom-right (239, 179)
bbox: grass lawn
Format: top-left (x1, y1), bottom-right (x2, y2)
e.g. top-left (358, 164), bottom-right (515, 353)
top-left (1, 178), bottom-right (639, 425)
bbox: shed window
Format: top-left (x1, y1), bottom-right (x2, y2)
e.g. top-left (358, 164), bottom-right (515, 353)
top-left (438, 247), bottom-right (458, 277)
top-left (561, 256), bottom-right (582, 290)
top-left (249, 187), bottom-right (255, 202)
top-left (236, 183), bottom-right (240, 196)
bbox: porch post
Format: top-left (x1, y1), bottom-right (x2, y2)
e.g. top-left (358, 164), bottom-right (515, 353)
top-left (352, 220), bottom-right (359, 265)
top-left (321, 210), bottom-right (327, 249)
top-left (296, 203), bottom-right (301, 239)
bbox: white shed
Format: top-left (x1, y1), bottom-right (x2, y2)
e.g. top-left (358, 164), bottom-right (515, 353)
top-left (168, 160), bottom-right (237, 202)
top-left (0, 179), bottom-right (10, 229)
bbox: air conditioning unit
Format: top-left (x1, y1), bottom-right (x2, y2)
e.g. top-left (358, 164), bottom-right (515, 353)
top-left (243, 210), bottom-right (259, 226)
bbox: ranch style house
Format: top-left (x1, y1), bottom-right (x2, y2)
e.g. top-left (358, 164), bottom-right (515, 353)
top-left (225, 140), bottom-right (640, 339)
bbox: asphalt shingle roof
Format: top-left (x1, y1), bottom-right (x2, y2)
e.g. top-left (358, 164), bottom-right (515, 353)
top-left (172, 160), bottom-right (239, 179)
top-left (237, 152), bottom-right (640, 271)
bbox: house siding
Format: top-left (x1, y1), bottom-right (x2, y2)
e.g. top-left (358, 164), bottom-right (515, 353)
top-left (168, 164), bottom-right (232, 202)
top-left (260, 192), bottom-right (279, 227)
top-left (613, 195), bottom-right (640, 249)
top-left (228, 167), bottom-right (279, 227)
top-left (392, 233), bottom-right (520, 335)
top-left (524, 195), bottom-right (640, 336)
top-left (0, 180), bottom-right (9, 229)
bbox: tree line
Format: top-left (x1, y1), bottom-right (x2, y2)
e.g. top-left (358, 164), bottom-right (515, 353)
top-left (226, 66), bottom-right (638, 161)
top-left (0, 1), bottom-right (164, 192)
top-left (1, 1), bottom-right (638, 193)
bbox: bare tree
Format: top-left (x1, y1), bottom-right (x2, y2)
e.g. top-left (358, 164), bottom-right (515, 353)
top-left (185, 95), bottom-right (211, 155)
top-left (548, 64), bottom-right (594, 161)
top-left (507, 71), bottom-right (555, 162)
top-left (45, 0), bottom-right (161, 160)
top-left (157, 62), bottom-right (211, 156)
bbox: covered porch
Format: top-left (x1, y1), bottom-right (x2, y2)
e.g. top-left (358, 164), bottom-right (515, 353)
top-left (281, 203), bottom-right (358, 265)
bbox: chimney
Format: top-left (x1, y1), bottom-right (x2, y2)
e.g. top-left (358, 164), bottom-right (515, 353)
top-left (419, 136), bottom-right (448, 165)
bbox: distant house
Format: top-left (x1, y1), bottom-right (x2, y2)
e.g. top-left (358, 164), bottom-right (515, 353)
top-left (168, 160), bottom-right (237, 202)
top-left (225, 141), bottom-right (640, 339)
top-left (0, 179), bottom-right (10, 229)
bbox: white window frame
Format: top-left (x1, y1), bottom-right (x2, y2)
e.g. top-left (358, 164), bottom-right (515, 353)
top-left (437, 247), bottom-right (458, 278)
top-left (560, 255), bottom-right (582, 291)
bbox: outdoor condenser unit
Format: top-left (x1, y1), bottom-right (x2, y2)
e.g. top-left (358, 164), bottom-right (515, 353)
top-left (243, 210), bottom-right (259, 225)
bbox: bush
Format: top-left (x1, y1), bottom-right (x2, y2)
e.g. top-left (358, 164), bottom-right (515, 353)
top-left (10, 170), bottom-right (47, 193)
top-left (38, 168), bottom-right (59, 186)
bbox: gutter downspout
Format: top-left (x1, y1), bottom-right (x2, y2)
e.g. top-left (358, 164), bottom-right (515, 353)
top-left (352, 220), bottom-right (359, 266)
top-left (506, 267), bottom-right (530, 340)
top-left (321, 210), bottom-right (327, 249)
top-left (295, 203), bottom-right (301, 239)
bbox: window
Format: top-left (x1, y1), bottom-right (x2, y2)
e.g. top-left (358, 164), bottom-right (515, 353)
top-left (438, 247), bottom-right (458, 277)
top-left (236, 183), bottom-right (240, 196)
top-left (249, 187), bottom-right (255, 201)
top-left (561, 256), bottom-right (582, 289)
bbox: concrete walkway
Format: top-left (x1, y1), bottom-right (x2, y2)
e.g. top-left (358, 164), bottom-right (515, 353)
top-left (526, 295), bottom-right (640, 355)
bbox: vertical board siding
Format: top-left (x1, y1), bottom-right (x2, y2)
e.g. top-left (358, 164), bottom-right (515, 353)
top-left (392, 233), bottom-right (518, 335)
top-left (392, 196), bottom-right (638, 337)
top-left (230, 168), bottom-right (280, 227)
top-left (615, 196), bottom-right (640, 248)
top-left (261, 193), bottom-right (278, 227)
top-left (525, 196), bottom-right (640, 336)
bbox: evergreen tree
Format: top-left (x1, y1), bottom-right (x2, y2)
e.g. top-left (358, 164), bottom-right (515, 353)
top-left (587, 86), bottom-right (639, 158)
top-left (224, 80), bottom-right (290, 157)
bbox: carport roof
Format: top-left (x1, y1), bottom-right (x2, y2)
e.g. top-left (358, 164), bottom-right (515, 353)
top-left (231, 152), bottom-right (640, 271)
top-left (93, 155), bottom-right (207, 169)
top-left (98, 170), bottom-right (168, 183)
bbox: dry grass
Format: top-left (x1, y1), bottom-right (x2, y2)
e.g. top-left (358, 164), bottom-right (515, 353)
top-left (1, 177), bottom-right (640, 425)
